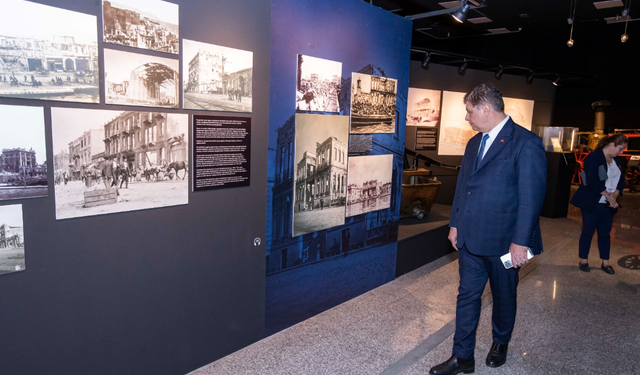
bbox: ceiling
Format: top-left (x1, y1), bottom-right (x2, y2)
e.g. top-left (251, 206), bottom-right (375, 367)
top-left (365, 0), bottom-right (637, 91)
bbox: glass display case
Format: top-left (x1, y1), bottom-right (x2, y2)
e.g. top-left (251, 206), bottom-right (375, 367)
top-left (537, 126), bottom-right (579, 153)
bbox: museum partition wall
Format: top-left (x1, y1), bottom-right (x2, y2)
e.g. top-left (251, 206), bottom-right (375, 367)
top-left (0, 0), bottom-right (270, 374)
top-left (265, 0), bottom-right (412, 335)
top-left (0, 0), bottom-right (413, 374)
top-left (405, 61), bottom-right (557, 205)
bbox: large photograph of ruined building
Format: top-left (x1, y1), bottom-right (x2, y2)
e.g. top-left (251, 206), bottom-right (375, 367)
top-left (349, 72), bottom-right (397, 134)
top-left (293, 113), bottom-right (349, 237)
top-left (102, 0), bottom-right (179, 54)
top-left (345, 154), bottom-right (393, 217)
top-left (0, 0), bottom-right (99, 103)
top-left (104, 49), bottom-right (179, 108)
top-left (0, 204), bottom-right (25, 276)
top-left (183, 39), bottom-right (253, 112)
top-left (0, 104), bottom-right (48, 201)
top-left (51, 107), bottom-right (188, 220)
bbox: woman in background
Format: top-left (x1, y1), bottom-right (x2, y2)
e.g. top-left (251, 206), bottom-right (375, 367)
top-left (570, 133), bottom-right (628, 274)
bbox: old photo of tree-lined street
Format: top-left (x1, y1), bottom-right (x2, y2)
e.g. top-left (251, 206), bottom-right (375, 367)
top-left (183, 39), bottom-right (253, 112)
top-left (103, 0), bottom-right (179, 54)
top-left (0, 104), bottom-right (48, 201)
top-left (51, 107), bottom-right (188, 220)
top-left (0, 204), bottom-right (25, 276)
top-left (0, 0), bottom-right (99, 103)
top-left (104, 49), bottom-right (179, 108)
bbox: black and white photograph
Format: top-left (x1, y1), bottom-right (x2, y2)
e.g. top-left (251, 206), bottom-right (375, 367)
top-left (0, 204), bottom-right (25, 276)
top-left (51, 107), bottom-right (188, 220)
top-left (296, 55), bottom-right (341, 113)
top-left (406, 87), bottom-right (441, 126)
top-left (104, 49), bottom-right (179, 108)
top-left (183, 39), bottom-right (253, 112)
top-left (0, 104), bottom-right (48, 201)
top-left (345, 154), bottom-right (393, 217)
top-left (349, 73), bottom-right (397, 134)
top-left (103, 0), bottom-right (179, 54)
top-left (293, 113), bottom-right (349, 237)
top-left (0, 0), bottom-right (99, 103)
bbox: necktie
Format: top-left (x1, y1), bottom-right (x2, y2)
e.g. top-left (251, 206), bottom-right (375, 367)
top-left (475, 134), bottom-right (489, 170)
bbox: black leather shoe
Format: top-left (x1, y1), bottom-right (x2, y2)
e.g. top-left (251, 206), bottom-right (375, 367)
top-left (485, 342), bottom-right (508, 368)
top-left (429, 356), bottom-right (475, 375)
top-left (601, 264), bottom-right (615, 274)
top-left (579, 262), bottom-right (590, 272)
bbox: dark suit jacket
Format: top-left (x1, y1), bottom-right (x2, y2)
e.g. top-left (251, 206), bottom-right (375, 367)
top-left (450, 118), bottom-right (547, 256)
top-left (570, 148), bottom-right (625, 213)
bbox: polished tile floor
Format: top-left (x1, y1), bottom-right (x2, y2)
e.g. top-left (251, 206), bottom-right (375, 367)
top-left (189, 191), bottom-right (640, 375)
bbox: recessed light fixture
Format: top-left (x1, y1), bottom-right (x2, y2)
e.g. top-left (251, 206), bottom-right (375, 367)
top-left (593, 0), bottom-right (624, 9)
top-left (468, 17), bottom-right (492, 24)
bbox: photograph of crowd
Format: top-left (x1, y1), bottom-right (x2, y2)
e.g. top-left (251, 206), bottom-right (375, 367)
top-left (103, 0), bottom-right (179, 54)
top-left (0, 0), bottom-right (99, 103)
top-left (104, 49), bottom-right (179, 108)
top-left (293, 113), bottom-right (349, 236)
top-left (345, 154), bottom-right (393, 217)
top-left (51, 107), bottom-right (188, 220)
top-left (0, 204), bottom-right (25, 276)
top-left (349, 73), bottom-right (397, 134)
top-left (0, 104), bottom-right (48, 201)
top-left (183, 39), bottom-right (253, 112)
top-left (406, 87), bottom-right (441, 127)
top-left (296, 55), bottom-right (341, 113)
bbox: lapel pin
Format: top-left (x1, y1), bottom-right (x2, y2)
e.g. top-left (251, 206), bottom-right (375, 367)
top-left (500, 139), bottom-right (505, 143)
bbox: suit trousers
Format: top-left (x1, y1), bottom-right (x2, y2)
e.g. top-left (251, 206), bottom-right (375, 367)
top-left (579, 203), bottom-right (615, 260)
top-left (452, 246), bottom-right (520, 360)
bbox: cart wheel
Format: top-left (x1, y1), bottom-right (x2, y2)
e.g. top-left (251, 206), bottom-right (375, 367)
top-left (412, 206), bottom-right (425, 220)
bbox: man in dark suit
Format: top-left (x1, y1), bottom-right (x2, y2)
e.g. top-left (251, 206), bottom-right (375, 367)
top-left (430, 83), bottom-right (547, 375)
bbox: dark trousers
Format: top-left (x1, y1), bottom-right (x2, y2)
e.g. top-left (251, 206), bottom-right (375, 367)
top-left (579, 204), bottom-right (615, 260)
top-left (452, 246), bottom-right (520, 360)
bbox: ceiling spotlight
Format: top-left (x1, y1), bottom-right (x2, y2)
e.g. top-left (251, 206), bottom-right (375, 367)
top-left (458, 59), bottom-right (468, 74)
top-left (567, 0), bottom-right (576, 47)
top-left (622, 18), bottom-right (629, 43)
top-left (452, 0), bottom-right (470, 23)
top-left (526, 71), bottom-right (535, 83)
top-left (495, 65), bottom-right (504, 79)
top-left (553, 75), bottom-right (561, 86)
top-left (422, 52), bottom-right (431, 69)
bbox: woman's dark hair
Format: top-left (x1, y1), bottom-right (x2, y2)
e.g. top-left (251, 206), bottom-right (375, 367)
top-left (595, 133), bottom-right (628, 150)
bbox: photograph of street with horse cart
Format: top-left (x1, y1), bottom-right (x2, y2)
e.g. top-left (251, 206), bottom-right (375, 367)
top-left (51, 108), bottom-right (188, 220)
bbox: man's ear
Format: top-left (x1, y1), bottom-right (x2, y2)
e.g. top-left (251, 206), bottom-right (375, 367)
top-left (481, 103), bottom-right (491, 116)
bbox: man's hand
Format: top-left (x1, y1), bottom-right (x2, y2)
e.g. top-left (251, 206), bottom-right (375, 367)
top-left (509, 243), bottom-right (529, 268)
top-left (448, 227), bottom-right (459, 251)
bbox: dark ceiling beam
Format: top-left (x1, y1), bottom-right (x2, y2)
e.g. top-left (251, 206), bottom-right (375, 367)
top-left (410, 47), bottom-right (597, 83)
top-left (405, 3), bottom-right (485, 21)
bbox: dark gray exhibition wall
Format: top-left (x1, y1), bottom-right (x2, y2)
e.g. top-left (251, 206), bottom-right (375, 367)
top-left (0, 1), bottom-right (270, 375)
top-left (405, 61), bottom-right (556, 205)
